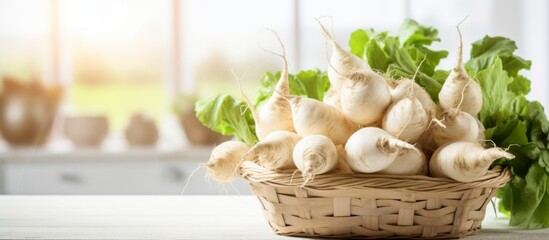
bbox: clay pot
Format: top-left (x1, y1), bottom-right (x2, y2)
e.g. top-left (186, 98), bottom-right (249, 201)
top-left (125, 113), bottom-right (158, 146)
top-left (64, 115), bottom-right (108, 147)
top-left (0, 78), bottom-right (62, 146)
top-left (179, 110), bottom-right (230, 145)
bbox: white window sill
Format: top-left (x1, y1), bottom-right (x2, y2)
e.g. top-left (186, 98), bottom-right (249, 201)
top-left (0, 137), bottom-right (214, 162)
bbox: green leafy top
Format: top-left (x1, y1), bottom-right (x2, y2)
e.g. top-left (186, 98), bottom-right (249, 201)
top-left (254, 69), bottom-right (330, 109)
top-left (349, 19), bottom-right (448, 101)
top-left (466, 36), bottom-right (532, 76)
top-left (195, 94), bottom-right (258, 145)
top-left (397, 19), bottom-right (441, 47)
top-left (461, 35), bottom-right (548, 228)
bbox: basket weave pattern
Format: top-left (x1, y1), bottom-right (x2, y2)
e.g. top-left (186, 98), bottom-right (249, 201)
top-left (240, 161), bottom-right (512, 239)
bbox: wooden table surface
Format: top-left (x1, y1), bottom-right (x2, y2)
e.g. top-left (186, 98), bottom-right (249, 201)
top-left (0, 196), bottom-right (548, 239)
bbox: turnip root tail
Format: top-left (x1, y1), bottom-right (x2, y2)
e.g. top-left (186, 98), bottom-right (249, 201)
top-left (483, 148), bottom-right (515, 162)
top-left (233, 69), bottom-right (260, 129)
top-left (316, 18), bottom-right (345, 80)
top-left (314, 17), bottom-right (341, 52)
top-left (293, 135), bottom-right (338, 186)
top-left (315, 18), bottom-right (370, 92)
top-left (430, 142), bottom-right (514, 182)
top-left (206, 141), bottom-right (250, 184)
top-left (455, 21), bottom-right (465, 71)
top-left (376, 137), bottom-right (415, 155)
top-left (243, 131), bottom-right (299, 171)
top-left (262, 28), bottom-right (290, 95)
top-left (438, 20), bottom-right (483, 116)
top-left (245, 31), bottom-right (295, 139)
top-left (301, 152), bottom-right (323, 186)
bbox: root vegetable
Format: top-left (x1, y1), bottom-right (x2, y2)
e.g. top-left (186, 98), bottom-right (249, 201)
top-left (345, 127), bottom-right (416, 173)
top-left (389, 78), bottom-right (437, 119)
top-left (316, 20), bottom-right (370, 92)
top-left (379, 146), bottom-right (428, 175)
top-left (430, 141), bottom-right (515, 182)
top-left (237, 31), bottom-right (294, 140)
top-left (243, 131), bottom-right (300, 171)
top-left (285, 95), bottom-right (359, 145)
top-left (293, 135), bottom-right (338, 184)
top-left (432, 109), bottom-right (478, 147)
top-left (340, 70), bottom-right (392, 125)
top-left (382, 95), bottom-right (429, 143)
top-left (206, 141), bottom-right (250, 183)
top-left (438, 26), bottom-right (483, 116)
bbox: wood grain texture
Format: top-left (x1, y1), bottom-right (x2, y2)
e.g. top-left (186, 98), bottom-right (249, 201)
top-left (0, 196), bottom-right (547, 240)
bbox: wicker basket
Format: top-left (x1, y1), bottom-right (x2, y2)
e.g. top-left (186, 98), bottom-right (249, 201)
top-left (239, 161), bottom-right (511, 239)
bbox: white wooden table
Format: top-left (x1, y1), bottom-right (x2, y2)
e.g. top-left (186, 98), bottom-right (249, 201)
top-left (0, 196), bottom-right (548, 239)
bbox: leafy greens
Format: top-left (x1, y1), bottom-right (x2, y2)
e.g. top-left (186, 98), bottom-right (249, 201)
top-left (349, 19), bottom-right (448, 101)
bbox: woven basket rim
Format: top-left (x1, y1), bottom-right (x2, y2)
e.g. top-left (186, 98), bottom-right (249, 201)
top-left (239, 161), bottom-right (512, 192)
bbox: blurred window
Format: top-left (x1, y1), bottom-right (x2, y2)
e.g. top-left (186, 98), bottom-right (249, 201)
top-left (1, 0), bottom-right (547, 137)
top-left (0, 0), bottom-right (51, 83)
top-left (181, 0), bottom-right (295, 98)
top-left (59, 0), bottom-right (170, 131)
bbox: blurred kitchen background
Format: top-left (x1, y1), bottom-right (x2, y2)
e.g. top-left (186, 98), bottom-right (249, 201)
top-left (0, 0), bottom-right (547, 195)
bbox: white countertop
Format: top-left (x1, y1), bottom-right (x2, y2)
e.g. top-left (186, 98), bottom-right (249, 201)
top-left (0, 196), bottom-right (548, 240)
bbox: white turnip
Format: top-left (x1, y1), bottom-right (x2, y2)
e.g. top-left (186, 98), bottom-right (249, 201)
top-left (237, 31), bottom-right (294, 140)
top-left (379, 146), bottom-right (428, 175)
top-left (430, 141), bottom-right (514, 182)
top-left (340, 70), bottom-right (392, 125)
top-left (382, 95), bottom-right (429, 143)
top-left (432, 109), bottom-right (478, 147)
top-left (389, 78), bottom-right (437, 119)
top-left (438, 26), bottom-right (483, 116)
top-left (345, 127), bottom-right (415, 173)
top-left (293, 135), bottom-right (338, 185)
top-left (285, 94), bottom-right (359, 145)
top-left (316, 20), bottom-right (370, 92)
top-left (243, 131), bottom-right (300, 171)
top-left (206, 141), bottom-right (250, 183)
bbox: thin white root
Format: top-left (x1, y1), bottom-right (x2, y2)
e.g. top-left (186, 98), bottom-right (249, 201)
top-left (233, 69), bottom-right (260, 125)
top-left (504, 143), bottom-right (521, 152)
top-left (428, 117), bottom-right (446, 129)
top-left (289, 169), bottom-right (301, 184)
top-left (412, 54), bottom-right (428, 81)
top-left (314, 17), bottom-right (345, 78)
top-left (456, 80), bottom-right (472, 112)
top-left (181, 164), bottom-right (202, 195)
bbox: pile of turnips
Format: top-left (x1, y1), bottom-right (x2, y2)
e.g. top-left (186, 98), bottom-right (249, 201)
top-left (205, 23), bottom-right (515, 186)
